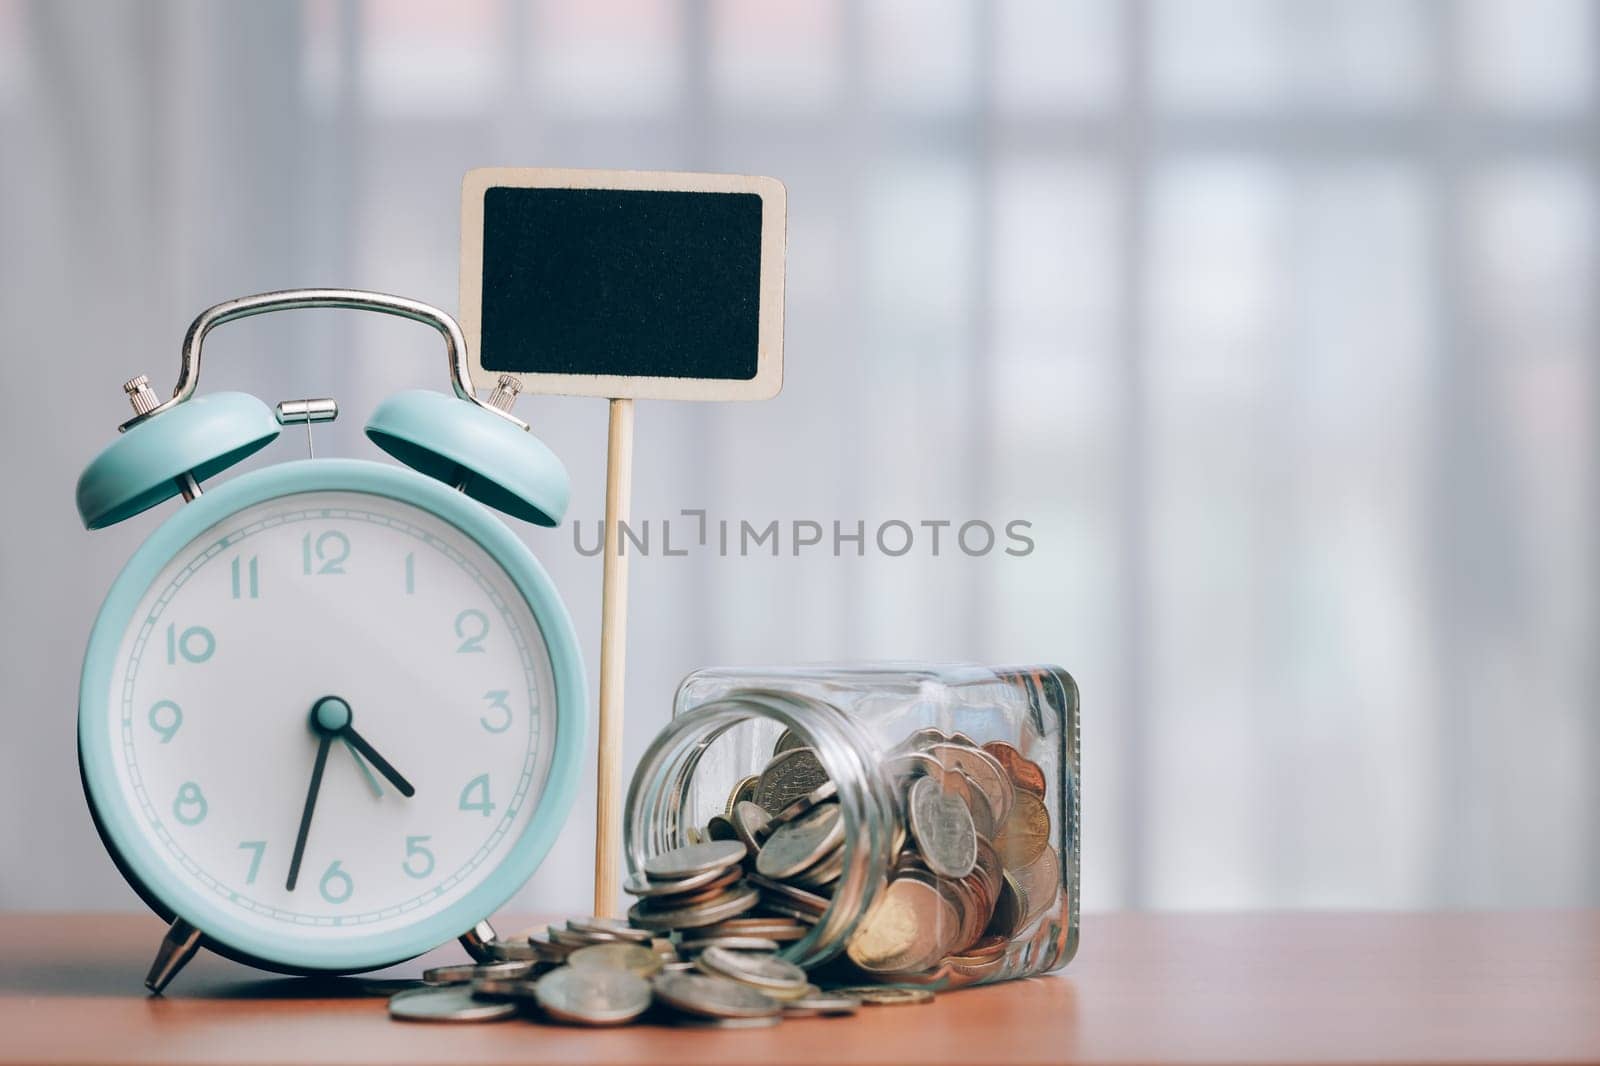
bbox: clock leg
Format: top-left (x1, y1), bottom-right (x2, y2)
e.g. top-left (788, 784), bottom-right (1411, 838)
top-left (144, 918), bottom-right (203, 995)
top-left (458, 919), bottom-right (499, 963)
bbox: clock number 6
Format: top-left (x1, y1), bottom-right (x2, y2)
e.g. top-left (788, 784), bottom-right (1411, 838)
top-left (319, 860), bottom-right (353, 904)
top-left (402, 835), bottom-right (435, 879)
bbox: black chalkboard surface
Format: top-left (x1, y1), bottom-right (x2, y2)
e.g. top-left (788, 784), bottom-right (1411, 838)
top-left (460, 169), bottom-right (785, 401)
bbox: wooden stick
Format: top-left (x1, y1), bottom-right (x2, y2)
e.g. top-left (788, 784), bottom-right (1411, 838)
top-left (593, 397), bottom-right (635, 918)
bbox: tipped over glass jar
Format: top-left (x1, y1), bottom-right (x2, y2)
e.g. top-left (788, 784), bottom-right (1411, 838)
top-left (624, 664), bottom-right (1079, 989)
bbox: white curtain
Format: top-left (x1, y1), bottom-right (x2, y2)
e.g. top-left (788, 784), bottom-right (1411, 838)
top-left (1, 0), bottom-right (1594, 913)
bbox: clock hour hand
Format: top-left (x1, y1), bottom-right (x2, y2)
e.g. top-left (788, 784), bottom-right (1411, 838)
top-left (286, 730), bottom-right (332, 892)
top-left (340, 725), bottom-right (415, 798)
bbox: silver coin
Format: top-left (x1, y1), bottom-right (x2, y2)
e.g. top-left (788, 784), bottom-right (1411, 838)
top-left (757, 900), bottom-right (821, 925)
top-left (661, 960), bottom-right (698, 973)
top-left (483, 938), bottom-right (542, 962)
top-left (651, 972), bottom-right (781, 1019)
top-left (566, 942), bottom-right (665, 979)
top-left (470, 976), bottom-right (541, 1001)
top-left (791, 846), bottom-right (846, 889)
top-left (388, 985), bottom-right (518, 1023)
top-left (695, 945), bottom-right (808, 992)
top-left (747, 872), bottom-right (831, 914)
top-left (422, 960), bottom-right (538, 986)
top-left (678, 935), bottom-right (782, 954)
top-left (773, 728), bottom-right (808, 757)
top-left (624, 862), bottom-right (739, 898)
top-left (757, 801), bottom-right (844, 880)
top-left (627, 884), bottom-right (761, 930)
top-left (753, 747), bottom-right (831, 814)
top-left (550, 925), bottom-right (623, 948)
top-left (769, 779), bottom-right (839, 827)
top-left (567, 916), bottom-right (655, 944)
top-left (642, 840), bottom-right (747, 881)
top-left (783, 990), bottom-right (862, 1017)
top-left (908, 774), bottom-right (978, 880)
top-left (533, 965), bottom-right (653, 1026)
top-left (731, 800), bottom-right (773, 853)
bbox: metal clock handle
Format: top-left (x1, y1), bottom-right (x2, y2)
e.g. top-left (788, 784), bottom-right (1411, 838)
top-left (121, 288), bottom-right (526, 432)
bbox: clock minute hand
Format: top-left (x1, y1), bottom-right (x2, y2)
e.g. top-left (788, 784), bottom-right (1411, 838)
top-left (340, 725), bottom-right (415, 798)
top-left (286, 732), bottom-right (332, 892)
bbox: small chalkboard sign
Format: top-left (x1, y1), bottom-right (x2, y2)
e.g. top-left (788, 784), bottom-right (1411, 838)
top-left (460, 168), bottom-right (785, 401)
top-left (459, 167), bottom-right (786, 921)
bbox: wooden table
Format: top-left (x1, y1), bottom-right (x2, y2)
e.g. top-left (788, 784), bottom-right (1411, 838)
top-left (2, 912), bottom-right (1597, 1065)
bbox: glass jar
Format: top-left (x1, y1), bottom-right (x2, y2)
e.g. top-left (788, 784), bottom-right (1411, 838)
top-left (624, 663), bottom-right (1079, 989)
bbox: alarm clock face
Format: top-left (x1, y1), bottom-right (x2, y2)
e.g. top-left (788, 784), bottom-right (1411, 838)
top-left (80, 461), bottom-right (583, 972)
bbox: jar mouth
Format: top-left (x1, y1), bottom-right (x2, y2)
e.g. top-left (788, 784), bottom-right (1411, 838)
top-left (624, 688), bottom-right (899, 969)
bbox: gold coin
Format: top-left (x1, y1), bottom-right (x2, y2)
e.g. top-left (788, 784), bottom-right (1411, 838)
top-left (846, 877), bottom-right (956, 974)
top-left (994, 791), bottom-right (1050, 868)
top-left (827, 985), bottom-right (934, 1006)
top-left (1015, 845), bottom-right (1062, 926)
top-left (725, 774), bottom-right (761, 817)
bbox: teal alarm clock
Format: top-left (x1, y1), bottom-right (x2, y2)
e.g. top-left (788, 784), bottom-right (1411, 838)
top-left (74, 290), bottom-right (586, 993)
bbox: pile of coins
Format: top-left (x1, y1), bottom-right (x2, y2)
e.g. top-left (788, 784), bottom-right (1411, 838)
top-left (386, 724), bottom-right (1058, 1024)
top-left (388, 908), bottom-right (928, 1027)
top-left (683, 726), bottom-right (1061, 986)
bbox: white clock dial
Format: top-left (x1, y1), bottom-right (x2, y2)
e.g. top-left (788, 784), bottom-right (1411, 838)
top-left (102, 490), bottom-right (558, 937)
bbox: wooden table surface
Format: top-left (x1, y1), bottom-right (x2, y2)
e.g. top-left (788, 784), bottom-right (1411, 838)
top-left (1, 911), bottom-right (1597, 1065)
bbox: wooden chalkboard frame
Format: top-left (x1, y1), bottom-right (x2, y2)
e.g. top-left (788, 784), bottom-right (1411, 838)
top-left (459, 167), bottom-right (786, 402)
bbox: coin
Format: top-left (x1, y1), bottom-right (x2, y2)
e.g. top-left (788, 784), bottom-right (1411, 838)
top-left (982, 740), bottom-right (1048, 798)
top-left (567, 942), bottom-right (665, 979)
top-left (756, 802), bottom-right (844, 879)
top-left (927, 742), bottom-right (1014, 826)
top-left (422, 960), bottom-right (538, 986)
top-left (772, 729), bottom-right (807, 756)
top-left (643, 840), bottom-right (747, 880)
top-left (782, 990), bottom-right (861, 1017)
top-left (470, 976), bottom-right (541, 1001)
top-left (826, 986), bottom-right (934, 1006)
top-left (388, 985), bottom-right (518, 1023)
top-left (624, 861), bottom-right (738, 897)
top-left (652, 972), bottom-right (782, 1019)
top-left (986, 870), bottom-right (1027, 939)
top-left (725, 774), bottom-right (761, 815)
top-left (695, 945), bottom-right (808, 993)
top-left (483, 938), bottom-right (542, 962)
top-left (567, 916), bottom-right (655, 944)
top-left (908, 775), bottom-right (977, 879)
top-left (534, 965), bottom-right (653, 1026)
top-left (731, 800), bottom-right (773, 853)
top-left (746, 873), bottom-right (831, 915)
top-left (1014, 845), bottom-right (1062, 925)
top-left (627, 884), bottom-right (761, 930)
top-left (791, 846), bottom-right (846, 889)
top-left (678, 935), bottom-right (782, 954)
top-left (846, 876), bottom-right (959, 974)
top-left (994, 790), bottom-right (1050, 868)
top-left (706, 814), bottom-right (738, 841)
top-left (753, 747), bottom-right (830, 814)
top-left (696, 918), bottom-right (810, 942)
top-left (770, 779), bottom-right (839, 827)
